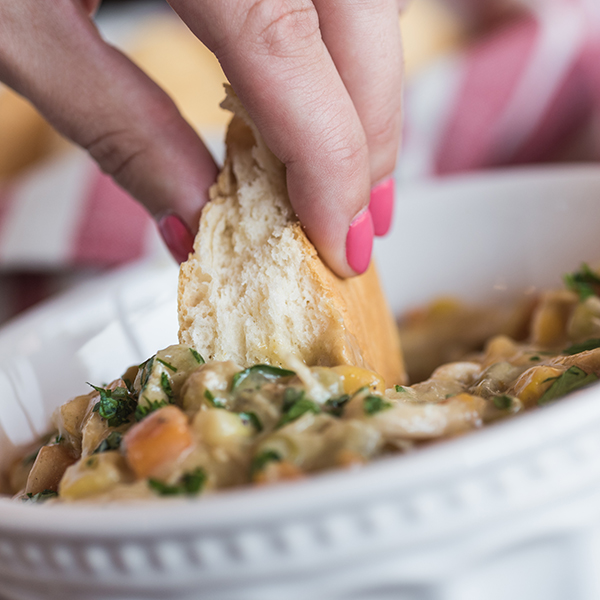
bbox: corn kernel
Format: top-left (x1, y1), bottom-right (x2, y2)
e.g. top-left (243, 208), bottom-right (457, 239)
top-left (511, 365), bottom-right (563, 408)
top-left (331, 366), bottom-right (385, 395)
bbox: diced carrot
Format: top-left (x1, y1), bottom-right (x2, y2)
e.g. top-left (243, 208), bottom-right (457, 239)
top-left (254, 461), bottom-right (304, 485)
top-left (123, 406), bottom-right (193, 479)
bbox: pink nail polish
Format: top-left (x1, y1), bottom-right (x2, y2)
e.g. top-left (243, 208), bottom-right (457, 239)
top-left (369, 177), bottom-right (395, 236)
top-left (156, 212), bottom-right (195, 264)
top-left (346, 210), bottom-right (374, 275)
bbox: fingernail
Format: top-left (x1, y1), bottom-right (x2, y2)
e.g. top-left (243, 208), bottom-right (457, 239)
top-left (156, 212), bottom-right (195, 264)
top-left (346, 210), bottom-right (374, 275)
top-left (369, 177), bottom-right (395, 236)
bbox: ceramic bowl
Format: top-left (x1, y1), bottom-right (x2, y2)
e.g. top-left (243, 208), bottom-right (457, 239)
top-left (2, 166), bottom-right (600, 600)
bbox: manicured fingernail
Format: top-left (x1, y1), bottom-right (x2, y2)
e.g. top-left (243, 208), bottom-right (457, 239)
top-left (156, 212), bottom-right (194, 264)
top-left (346, 210), bottom-right (374, 275)
top-left (369, 177), bottom-right (395, 236)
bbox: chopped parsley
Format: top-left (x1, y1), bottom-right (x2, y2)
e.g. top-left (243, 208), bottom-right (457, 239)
top-left (563, 338), bottom-right (600, 355)
top-left (564, 263), bottom-right (600, 301)
top-left (93, 431), bottom-right (123, 454)
top-left (231, 365), bottom-right (296, 391)
top-left (529, 356), bottom-right (541, 362)
top-left (204, 389), bottom-right (226, 408)
top-left (160, 372), bottom-right (174, 403)
top-left (251, 450), bottom-right (282, 476)
top-left (54, 434), bottom-right (64, 444)
top-left (538, 366), bottom-right (599, 405)
top-left (190, 348), bottom-right (205, 364)
top-left (23, 489), bottom-right (57, 503)
top-left (138, 356), bottom-right (155, 390)
top-left (135, 398), bottom-right (168, 421)
top-left (90, 384), bottom-right (136, 428)
top-left (238, 411), bottom-right (263, 432)
top-left (156, 358), bottom-right (177, 372)
top-left (364, 395), bottom-right (392, 415)
top-left (148, 467), bottom-right (207, 497)
top-left (324, 394), bottom-right (350, 417)
top-left (277, 397), bottom-right (321, 428)
top-left (395, 385), bottom-right (408, 393)
top-left (492, 395), bottom-right (513, 410)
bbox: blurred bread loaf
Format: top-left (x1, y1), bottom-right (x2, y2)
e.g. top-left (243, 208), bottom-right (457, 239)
top-left (178, 87), bottom-right (405, 386)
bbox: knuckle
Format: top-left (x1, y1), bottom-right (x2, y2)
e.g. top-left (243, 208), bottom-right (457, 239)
top-left (85, 128), bottom-right (146, 182)
top-left (241, 0), bottom-right (321, 58)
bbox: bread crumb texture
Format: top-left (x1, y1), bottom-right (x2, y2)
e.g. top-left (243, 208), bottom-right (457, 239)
top-left (178, 87), bottom-right (406, 386)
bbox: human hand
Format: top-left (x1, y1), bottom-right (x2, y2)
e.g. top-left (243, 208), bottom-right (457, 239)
top-left (0, 0), bottom-right (403, 277)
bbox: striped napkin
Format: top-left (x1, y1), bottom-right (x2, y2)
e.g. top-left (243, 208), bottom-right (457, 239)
top-left (399, 0), bottom-right (600, 179)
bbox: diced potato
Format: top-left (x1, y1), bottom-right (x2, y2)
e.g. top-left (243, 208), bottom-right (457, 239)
top-left (25, 445), bottom-right (77, 495)
top-left (192, 409), bottom-right (252, 446)
top-left (181, 361), bottom-right (240, 411)
top-left (80, 411), bottom-right (110, 458)
top-left (123, 406), bottom-right (193, 479)
top-left (55, 393), bottom-right (94, 450)
top-left (530, 290), bottom-right (577, 347)
top-left (482, 335), bottom-right (520, 368)
top-left (59, 452), bottom-right (129, 500)
top-left (567, 296), bottom-right (600, 341)
top-left (135, 345), bottom-right (209, 409)
top-left (509, 365), bottom-right (564, 407)
top-left (331, 366), bottom-right (385, 395)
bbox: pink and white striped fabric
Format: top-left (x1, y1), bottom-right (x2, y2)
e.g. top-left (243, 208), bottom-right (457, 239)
top-left (400, 0), bottom-right (600, 179)
top-left (0, 149), bottom-right (167, 322)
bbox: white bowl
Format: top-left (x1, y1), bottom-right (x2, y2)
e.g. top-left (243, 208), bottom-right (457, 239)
top-left (3, 166), bottom-right (600, 600)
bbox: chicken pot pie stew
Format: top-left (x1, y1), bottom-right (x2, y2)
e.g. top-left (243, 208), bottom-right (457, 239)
top-left (7, 264), bottom-right (600, 504)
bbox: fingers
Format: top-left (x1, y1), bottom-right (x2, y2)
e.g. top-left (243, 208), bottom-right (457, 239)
top-left (0, 0), bottom-right (217, 240)
top-left (168, 0), bottom-right (373, 277)
top-left (314, 0), bottom-right (403, 185)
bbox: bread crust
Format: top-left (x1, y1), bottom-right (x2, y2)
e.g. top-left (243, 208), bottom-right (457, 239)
top-left (178, 88), bottom-right (406, 386)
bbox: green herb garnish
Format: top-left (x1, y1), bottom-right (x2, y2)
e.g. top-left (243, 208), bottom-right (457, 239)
top-left (238, 411), bottom-right (263, 432)
top-left (138, 356), bottom-right (155, 390)
top-left (324, 394), bottom-right (350, 417)
top-left (148, 467), bottom-right (207, 497)
top-left (492, 395), bottom-right (513, 410)
top-left (563, 339), bottom-right (600, 355)
top-left (231, 365), bottom-right (296, 390)
top-left (93, 431), bottom-right (123, 454)
top-left (190, 348), bottom-right (205, 364)
top-left (160, 372), bottom-right (174, 403)
top-left (529, 356), bottom-right (541, 362)
top-left (282, 387), bottom-right (305, 409)
top-left (135, 398), bottom-right (168, 421)
top-left (23, 489), bottom-right (58, 503)
top-left (90, 384), bottom-right (136, 428)
top-left (250, 450), bottom-right (282, 477)
top-left (277, 398), bottom-right (321, 427)
top-left (204, 389), bottom-right (226, 408)
top-left (156, 358), bottom-right (177, 372)
top-left (538, 366), bottom-right (599, 405)
top-left (564, 263), bottom-right (600, 301)
top-left (364, 395), bottom-right (392, 415)
top-left (394, 385), bottom-right (408, 393)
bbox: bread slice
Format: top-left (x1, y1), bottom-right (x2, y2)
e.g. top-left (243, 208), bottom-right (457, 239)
top-left (178, 87), bottom-right (406, 386)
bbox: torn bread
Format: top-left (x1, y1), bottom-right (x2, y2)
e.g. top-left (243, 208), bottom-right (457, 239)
top-left (178, 88), bottom-right (406, 386)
